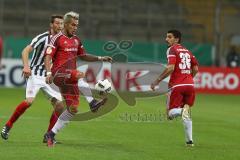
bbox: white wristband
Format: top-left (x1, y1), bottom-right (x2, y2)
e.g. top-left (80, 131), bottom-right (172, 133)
top-left (98, 56), bottom-right (103, 61)
top-left (46, 72), bottom-right (52, 76)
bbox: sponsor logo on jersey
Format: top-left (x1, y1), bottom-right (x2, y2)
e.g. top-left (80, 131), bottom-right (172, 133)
top-left (177, 48), bottom-right (188, 52)
top-left (64, 48), bottom-right (78, 52)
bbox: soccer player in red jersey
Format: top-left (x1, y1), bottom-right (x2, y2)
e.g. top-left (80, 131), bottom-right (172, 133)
top-left (151, 30), bottom-right (199, 147)
top-left (44, 11), bottom-right (112, 146)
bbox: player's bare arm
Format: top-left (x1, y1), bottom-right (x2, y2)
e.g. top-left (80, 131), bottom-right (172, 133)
top-left (22, 45), bottom-right (33, 79)
top-left (191, 65), bottom-right (198, 78)
top-left (151, 64), bottom-right (175, 91)
top-left (44, 49), bottom-right (53, 84)
top-left (79, 54), bottom-right (112, 62)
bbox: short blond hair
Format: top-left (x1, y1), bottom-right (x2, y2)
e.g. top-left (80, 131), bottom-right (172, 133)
top-left (64, 11), bottom-right (79, 23)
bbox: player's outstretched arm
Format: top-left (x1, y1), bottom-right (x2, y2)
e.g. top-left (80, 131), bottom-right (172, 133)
top-left (151, 64), bottom-right (175, 91)
top-left (21, 45), bottom-right (33, 78)
top-left (80, 54), bottom-right (112, 63)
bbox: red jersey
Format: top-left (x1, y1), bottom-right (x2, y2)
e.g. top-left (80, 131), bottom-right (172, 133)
top-left (167, 44), bottom-right (198, 88)
top-left (45, 31), bottom-right (86, 73)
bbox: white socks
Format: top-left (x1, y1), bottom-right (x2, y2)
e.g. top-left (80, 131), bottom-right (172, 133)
top-left (168, 108), bottom-right (193, 142)
top-left (183, 119), bottom-right (193, 142)
top-left (52, 109), bottom-right (74, 134)
top-left (78, 78), bottom-right (94, 103)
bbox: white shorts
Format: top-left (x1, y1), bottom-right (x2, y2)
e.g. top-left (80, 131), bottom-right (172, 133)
top-left (26, 75), bottom-right (62, 101)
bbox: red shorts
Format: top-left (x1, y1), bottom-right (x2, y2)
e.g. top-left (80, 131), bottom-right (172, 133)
top-left (167, 85), bottom-right (195, 110)
top-left (53, 69), bottom-right (80, 106)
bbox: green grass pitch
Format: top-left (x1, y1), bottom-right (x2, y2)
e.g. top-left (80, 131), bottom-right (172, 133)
top-left (0, 88), bottom-right (239, 160)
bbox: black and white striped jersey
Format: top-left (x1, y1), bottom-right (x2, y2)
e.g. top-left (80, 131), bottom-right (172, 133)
top-left (29, 31), bottom-right (50, 77)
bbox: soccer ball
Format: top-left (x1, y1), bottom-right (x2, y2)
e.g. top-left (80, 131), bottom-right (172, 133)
top-left (95, 79), bottom-right (112, 94)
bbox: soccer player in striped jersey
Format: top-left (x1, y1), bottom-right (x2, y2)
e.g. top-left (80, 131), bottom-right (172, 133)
top-left (1, 15), bottom-right (65, 142)
top-left (151, 30), bottom-right (198, 147)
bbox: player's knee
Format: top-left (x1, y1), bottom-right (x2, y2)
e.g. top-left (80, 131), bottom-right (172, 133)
top-left (71, 70), bottom-right (85, 82)
top-left (53, 100), bottom-right (65, 114)
top-left (51, 97), bottom-right (57, 105)
top-left (76, 71), bottom-right (85, 79)
top-left (25, 98), bottom-right (34, 105)
top-left (68, 106), bottom-right (78, 114)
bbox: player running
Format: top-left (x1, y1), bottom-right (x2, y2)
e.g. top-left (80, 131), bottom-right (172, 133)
top-left (151, 29), bottom-right (199, 147)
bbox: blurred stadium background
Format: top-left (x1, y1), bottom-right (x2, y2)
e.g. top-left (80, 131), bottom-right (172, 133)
top-left (0, 0), bottom-right (240, 160)
top-left (1, 0), bottom-right (240, 65)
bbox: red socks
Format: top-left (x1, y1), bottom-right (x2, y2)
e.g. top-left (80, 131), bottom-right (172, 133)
top-left (6, 100), bottom-right (60, 133)
top-left (47, 111), bottom-right (60, 132)
top-left (6, 101), bottom-right (30, 128)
